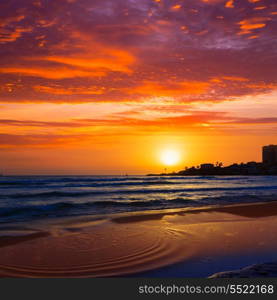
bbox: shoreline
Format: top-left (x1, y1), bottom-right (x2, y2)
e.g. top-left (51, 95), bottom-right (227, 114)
top-left (1, 201), bottom-right (277, 277)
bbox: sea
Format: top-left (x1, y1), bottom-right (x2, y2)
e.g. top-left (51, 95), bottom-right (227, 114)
top-left (1, 175), bottom-right (277, 227)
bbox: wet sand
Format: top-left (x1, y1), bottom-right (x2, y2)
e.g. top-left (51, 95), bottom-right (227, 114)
top-left (1, 201), bottom-right (277, 277)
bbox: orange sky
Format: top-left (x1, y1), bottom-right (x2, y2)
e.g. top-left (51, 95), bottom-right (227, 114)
top-left (0, 0), bottom-right (277, 174)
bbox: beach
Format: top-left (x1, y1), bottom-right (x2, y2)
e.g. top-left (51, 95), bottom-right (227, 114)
top-left (1, 201), bottom-right (277, 278)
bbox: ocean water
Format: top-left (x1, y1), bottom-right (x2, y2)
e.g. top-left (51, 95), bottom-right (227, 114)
top-left (1, 175), bottom-right (277, 226)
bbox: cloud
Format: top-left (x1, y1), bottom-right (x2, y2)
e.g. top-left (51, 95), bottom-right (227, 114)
top-left (1, 109), bottom-right (277, 148)
top-left (0, 133), bottom-right (83, 146)
top-left (0, 119), bottom-right (83, 127)
top-left (170, 4), bottom-right (182, 12)
top-left (237, 17), bottom-right (270, 35)
top-left (247, 83), bottom-right (277, 90)
top-left (76, 111), bottom-right (229, 128)
top-left (33, 85), bottom-right (107, 95)
top-left (43, 51), bottom-right (134, 73)
top-left (129, 81), bottom-right (211, 97)
top-left (222, 76), bottom-right (249, 82)
top-left (0, 26), bottom-right (33, 43)
top-left (225, 0), bottom-right (234, 8)
top-left (0, 15), bottom-right (32, 44)
top-left (221, 117), bottom-right (277, 124)
top-left (201, 0), bottom-right (226, 3)
top-left (0, 108), bottom-right (230, 132)
top-left (0, 0), bottom-right (276, 105)
top-left (0, 40), bottom-right (135, 79)
top-left (0, 66), bottom-right (104, 79)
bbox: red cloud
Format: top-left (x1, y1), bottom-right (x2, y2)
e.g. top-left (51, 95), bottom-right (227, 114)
top-left (0, 0), bottom-right (275, 105)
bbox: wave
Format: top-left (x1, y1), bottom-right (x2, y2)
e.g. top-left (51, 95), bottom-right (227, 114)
top-left (2, 176), bottom-right (277, 226)
top-left (0, 175), bottom-right (269, 190)
top-left (0, 181), bottom-right (49, 187)
top-left (1, 194), bottom-right (277, 222)
top-left (0, 202), bottom-right (87, 219)
top-left (0, 175), bottom-right (239, 186)
top-left (0, 197), bottom-right (197, 219)
top-left (1, 194), bottom-right (277, 224)
top-left (3, 184), bottom-right (277, 199)
top-left (60, 180), bottom-right (188, 188)
top-left (0, 179), bottom-right (188, 189)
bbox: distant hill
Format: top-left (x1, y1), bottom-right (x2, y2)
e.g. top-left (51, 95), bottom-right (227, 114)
top-left (148, 162), bottom-right (277, 176)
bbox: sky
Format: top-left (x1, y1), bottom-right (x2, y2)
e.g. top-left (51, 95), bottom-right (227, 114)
top-left (0, 0), bottom-right (277, 174)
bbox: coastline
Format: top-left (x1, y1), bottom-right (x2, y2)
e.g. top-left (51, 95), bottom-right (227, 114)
top-left (1, 201), bottom-right (277, 277)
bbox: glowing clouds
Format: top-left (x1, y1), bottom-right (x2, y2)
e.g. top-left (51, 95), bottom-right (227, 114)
top-left (170, 5), bottom-right (182, 12)
top-left (0, 15), bottom-right (31, 44)
top-left (130, 81), bottom-right (210, 98)
top-left (0, 42), bottom-right (136, 80)
top-left (33, 85), bottom-right (107, 95)
top-left (43, 48), bottom-right (135, 74)
top-left (0, 0), bottom-right (276, 105)
top-left (237, 17), bottom-right (270, 35)
top-left (0, 66), bottom-right (101, 79)
top-left (225, 0), bottom-right (234, 8)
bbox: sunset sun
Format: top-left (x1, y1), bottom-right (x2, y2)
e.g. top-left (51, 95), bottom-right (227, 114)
top-left (160, 149), bottom-right (181, 166)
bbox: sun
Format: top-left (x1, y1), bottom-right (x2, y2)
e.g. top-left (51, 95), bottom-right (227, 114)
top-left (160, 149), bottom-right (181, 166)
